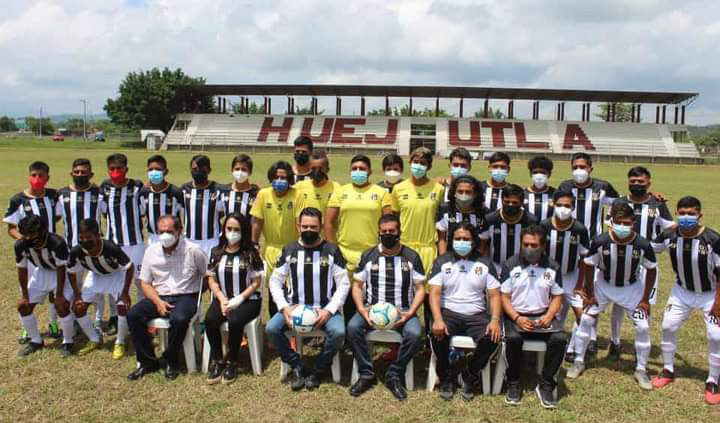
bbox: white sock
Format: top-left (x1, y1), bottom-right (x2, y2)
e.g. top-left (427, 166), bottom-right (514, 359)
top-left (116, 316), bottom-right (128, 345)
top-left (590, 320), bottom-right (597, 342)
top-left (76, 315), bottom-right (101, 343)
top-left (574, 314), bottom-right (597, 364)
top-left (20, 314), bottom-right (42, 344)
top-left (633, 318), bottom-right (651, 372)
top-left (610, 303), bottom-right (624, 345)
top-left (60, 314), bottom-right (75, 344)
top-left (661, 328), bottom-right (677, 373)
top-left (567, 321), bottom-right (578, 354)
top-left (109, 297), bottom-right (118, 317)
top-left (708, 340), bottom-right (720, 384)
top-left (95, 296), bottom-right (106, 322)
top-left (48, 303), bottom-right (58, 324)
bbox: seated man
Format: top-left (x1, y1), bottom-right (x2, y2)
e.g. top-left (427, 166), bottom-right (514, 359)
top-left (500, 225), bottom-right (566, 409)
top-left (126, 215), bottom-right (208, 381)
top-left (266, 207), bottom-right (350, 391)
top-left (348, 214), bottom-right (426, 401)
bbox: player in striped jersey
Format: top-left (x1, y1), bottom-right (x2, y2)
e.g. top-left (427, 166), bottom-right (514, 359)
top-left (141, 155), bottom-right (184, 246)
top-left (5, 161), bottom-right (62, 341)
top-left (294, 151), bottom-right (341, 217)
top-left (266, 207), bottom-right (350, 391)
top-left (205, 212), bottom-right (263, 384)
top-left (221, 154), bottom-right (258, 218)
top-left (437, 147), bottom-right (473, 203)
top-left (67, 219), bottom-right (134, 359)
top-left (650, 196), bottom-right (720, 404)
top-left (568, 200), bottom-right (657, 390)
top-left (480, 152), bottom-right (511, 211)
top-left (538, 190), bottom-right (590, 362)
top-left (524, 155), bottom-right (556, 221)
top-left (181, 154), bottom-right (225, 256)
top-left (377, 153), bottom-right (404, 193)
top-left (348, 214), bottom-right (426, 400)
top-left (292, 136), bottom-right (313, 183)
top-left (15, 216), bottom-right (75, 357)
top-left (436, 175), bottom-right (485, 255)
top-left (478, 184), bottom-right (539, 273)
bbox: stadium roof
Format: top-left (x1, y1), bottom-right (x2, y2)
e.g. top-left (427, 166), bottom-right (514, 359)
top-left (179, 84), bottom-right (698, 104)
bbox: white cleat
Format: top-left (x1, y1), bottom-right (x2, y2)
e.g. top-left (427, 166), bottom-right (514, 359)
top-left (634, 370), bottom-right (652, 390)
top-left (566, 361), bottom-right (585, 379)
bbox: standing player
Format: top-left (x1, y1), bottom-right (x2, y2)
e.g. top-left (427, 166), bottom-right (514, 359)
top-left (294, 151), bottom-right (340, 217)
top-left (568, 200), bottom-right (657, 390)
top-left (480, 152), bottom-right (511, 211)
top-left (650, 196), bottom-right (720, 404)
top-left (5, 161), bottom-right (62, 341)
top-left (140, 155), bottom-right (184, 246)
top-left (292, 136), bottom-right (313, 183)
top-left (221, 154), bottom-right (258, 217)
top-left (438, 147), bottom-right (473, 203)
top-left (436, 175), bottom-right (485, 255)
top-left (524, 155), bottom-right (556, 221)
top-left (377, 153), bottom-right (404, 193)
top-left (181, 155), bottom-right (225, 256)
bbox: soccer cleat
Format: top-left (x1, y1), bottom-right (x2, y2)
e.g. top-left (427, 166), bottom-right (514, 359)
top-left (60, 343), bottom-right (74, 358)
top-left (18, 342), bottom-right (43, 357)
top-left (705, 382), bottom-right (720, 405)
top-left (304, 372), bottom-right (322, 390)
top-left (536, 383), bottom-right (557, 409)
top-left (505, 381), bottom-right (522, 405)
top-left (651, 368), bottom-right (675, 389)
top-left (207, 360), bottom-right (224, 385)
top-left (459, 372), bottom-right (476, 401)
top-left (587, 340), bottom-right (598, 356)
top-left (564, 351), bottom-right (575, 364)
top-left (18, 328), bottom-right (30, 344)
top-left (566, 361), bottom-right (585, 379)
top-left (290, 367), bottom-right (306, 391)
top-left (438, 379), bottom-right (456, 401)
top-left (48, 321), bottom-right (61, 339)
top-left (634, 370), bottom-right (652, 390)
top-left (78, 340), bottom-right (102, 356)
top-left (607, 342), bottom-right (621, 360)
top-left (112, 344), bottom-right (125, 360)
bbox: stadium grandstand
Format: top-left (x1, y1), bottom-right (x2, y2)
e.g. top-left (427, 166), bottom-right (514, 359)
top-left (162, 84), bottom-right (700, 163)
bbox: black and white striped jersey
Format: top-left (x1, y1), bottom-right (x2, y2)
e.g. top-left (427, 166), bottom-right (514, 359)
top-left (354, 245), bottom-right (426, 309)
top-left (15, 232), bottom-right (68, 270)
top-left (524, 186), bottom-right (556, 221)
top-left (4, 189), bottom-right (59, 234)
top-left (68, 240), bottom-right (131, 275)
top-left (584, 232), bottom-right (657, 287)
top-left (558, 178), bottom-right (619, 237)
top-left (479, 210), bottom-right (539, 266)
top-left (271, 240), bottom-right (349, 312)
top-left (56, 186), bottom-right (103, 247)
top-left (619, 195), bottom-right (674, 241)
top-left (479, 180), bottom-right (505, 211)
top-left (181, 181), bottom-right (225, 241)
top-left (220, 184), bottom-right (259, 217)
top-left (428, 252), bottom-right (500, 315)
top-left (652, 227), bottom-right (720, 293)
top-left (100, 179), bottom-right (144, 246)
top-left (500, 255), bottom-right (564, 315)
top-left (207, 249), bottom-right (264, 300)
top-left (435, 203), bottom-right (485, 242)
top-left (139, 184), bottom-right (184, 235)
top-left (539, 218), bottom-right (590, 275)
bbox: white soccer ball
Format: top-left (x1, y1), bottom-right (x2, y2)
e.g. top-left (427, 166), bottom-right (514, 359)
top-left (369, 303), bottom-right (400, 329)
top-left (291, 305), bottom-right (319, 333)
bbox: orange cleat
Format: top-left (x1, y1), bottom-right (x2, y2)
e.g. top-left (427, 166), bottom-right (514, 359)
top-left (705, 382), bottom-right (720, 405)
top-left (652, 369), bottom-right (675, 389)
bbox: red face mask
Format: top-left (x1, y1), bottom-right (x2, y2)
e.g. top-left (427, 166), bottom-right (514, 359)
top-left (109, 169), bottom-right (127, 184)
top-left (29, 175), bottom-right (47, 191)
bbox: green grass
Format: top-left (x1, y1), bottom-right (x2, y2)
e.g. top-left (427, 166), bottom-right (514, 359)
top-left (1, 143), bottom-right (719, 422)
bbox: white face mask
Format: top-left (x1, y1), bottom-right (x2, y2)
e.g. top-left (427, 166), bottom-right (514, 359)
top-left (572, 168), bottom-right (589, 184)
top-left (384, 170), bottom-right (401, 184)
top-left (232, 170), bottom-right (249, 183)
top-left (554, 206), bottom-right (573, 220)
top-left (158, 232), bottom-right (177, 248)
top-left (226, 230), bottom-right (241, 244)
top-left (532, 173), bottom-right (548, 189)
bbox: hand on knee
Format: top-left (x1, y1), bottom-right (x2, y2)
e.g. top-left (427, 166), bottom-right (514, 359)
top-left (17, 302), bottom-right (33, 316)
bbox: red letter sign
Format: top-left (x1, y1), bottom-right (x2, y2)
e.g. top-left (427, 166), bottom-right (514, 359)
top-left (482, 121), bottom-right (513, 148)
top-left (514, 122), bottom-right (549, 150)
top-left (562, 124), bottom-right (596, 150)
top-left (366, 119), bottom-right (398, 144)
top-left (257, 117), bottom-right (293, 143)
top-left (332, 118), bottom-right (364, 144)
top-left (301, 118), bottom-right (334, 144)
top-left (448, 120), bottom-right (481, 146)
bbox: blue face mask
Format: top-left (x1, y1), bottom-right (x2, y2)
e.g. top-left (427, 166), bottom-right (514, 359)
top-left (147, 170), bottom-right (164, 185)
top-left (450, 166), bottom-right (468, 179)
top-left (410, 163), bottom-right (427, 178)
top-left (677, 215), bottom-right (699, 231)
top-left (490, 168), bottom-right (508, 183)
top-left (272, 179), bottom-right (289, 193)
top-left (350, 170), bottom-right (368, 185)
top-left (612, 222), bottom-right (633, 238)
top-left (453, 240), bottom-right (473, 256)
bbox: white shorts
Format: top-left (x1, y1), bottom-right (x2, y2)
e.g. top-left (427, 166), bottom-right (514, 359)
top-left (562, 270), bottom-right (583, 308)
top-left (186, 237), bottom-right (217, 258)
top-left (664, 284), bottom-right (717, 326)
top-left (27, 267), bottom-right (74, 304)
top-left (121, 244), bottom-right (146, 272)
top-left (637, 266), bottom-right (660, 305)
top-left (587, 278), bottom-right (645, 315)
top-left (81, 271), bottom-right (126, 304)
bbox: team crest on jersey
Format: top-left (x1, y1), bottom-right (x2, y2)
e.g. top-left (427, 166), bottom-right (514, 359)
top-left (238, 259), bottom-right (247, 269)
top-left (23, 205), bottom-right (32, 212)
top-left (543, 271), bottom-right (552, 280)
top-left (371, 193), bottom-right (378, 200)
top-left (210, 192), bottom-right (219, 200)
top-left (305, 255), bottom-right (313, 264)
top-left (699, 244), bottom-right (708, 255)
top-left (474, 266), bottom-right (484, 275)
top-left (63, 196), bottom-right (71, 203)
top-left (632, 250), bottom-right (640, 259)
top-left (430, 193), bottom-right (437, 200)
top-left (288, 201), bottom-right (294, 209)
top-left (371, 263), bottom-right (379, 271)
top-left (602, 249), bottom-right (610, 256)
top-left (184, 192), bottom-right (192, 199)
top-left (401, 262), bottom-right (410, 272)
top-left (512, 271), bottom-right (521, 279)
top-left (647, 209), bottom-right (656, 218)
top-left (570, 237), bottom-right (577, 245)
top-left (448, 216), bottom-right (457, 223)
top-left (319, 257), bottom-right (329, 267)
top-left (290, 257), bottom-right (298, 264)
top-left (493, 228), bottom-right (501, 234)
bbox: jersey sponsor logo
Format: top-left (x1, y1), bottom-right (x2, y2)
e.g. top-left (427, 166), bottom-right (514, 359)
top-left (459, 264), bottom-right (467, 273)
top-left (266, 203), bottom-right (272, 209)
top-left (371, 193), bottom-right (378, 200)
top-left (402, 194), bottom-right (409, 200)
top-left (512, 271), bottom-right (521, 279)
top-left (341, 194), bottom-right (348, 200)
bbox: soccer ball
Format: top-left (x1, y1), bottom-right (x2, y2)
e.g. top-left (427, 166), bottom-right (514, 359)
top-left (291, 305), bottom-right (318, 333)
top-left (369, 303), bottom-right (399, 329)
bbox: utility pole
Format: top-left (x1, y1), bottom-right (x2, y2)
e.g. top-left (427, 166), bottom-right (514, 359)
top-left (80, 99), bottom-right (87, 140)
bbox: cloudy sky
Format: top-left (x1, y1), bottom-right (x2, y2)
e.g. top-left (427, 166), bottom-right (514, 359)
top-left (1, 0), bottom-right (718, 124)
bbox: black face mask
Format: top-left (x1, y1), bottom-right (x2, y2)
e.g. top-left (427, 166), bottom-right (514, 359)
top-left (72, 175), bottom-right (90, 188)
top-left (380, 233), bottom-right (400, 249)
top-left (294, 153), bottom-right (309, 165)
top-left (300, 230), bottom-right (319, 245)
top-left (629, 184), bottom-right (647, 197)
top-left (309, 169), bottom-right (326, 182)
top-left (504, 204), bottom-right (521, 216)
top-left (191, 170), bottom-right (208, 184)
top-left (79, 239), bottom-right (96, 251)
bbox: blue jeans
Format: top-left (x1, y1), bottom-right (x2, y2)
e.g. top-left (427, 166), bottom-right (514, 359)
top-left (265, 310), bottom-right (345, 373)
top-left (347, 313), bottom-right (423, 380)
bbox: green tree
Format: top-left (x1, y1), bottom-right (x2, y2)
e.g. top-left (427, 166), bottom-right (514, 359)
top-left (25, 117), bottom-right (54, 135)
top-left (595, 102), bottom-right (634, 122)
top-left (473, 107), bottom-right (505, 119)
top-left (367, 105), bottom-right (453, 117)
top-left (104, 67), bottom-right (214, 132)
top-left (293, 105), bottom-right (324, 115)
top-left (692, 130), bottom-right (720, 146)
top-left (0, 116), bottom-right (17, 132)
top-left (231, 101), bottom-right (266, 114)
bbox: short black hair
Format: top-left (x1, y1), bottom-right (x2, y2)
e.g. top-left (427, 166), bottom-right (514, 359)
top-left (350, 154), bottom-right (371, 169)
top-left (552, 190), bottom-right (575, 205)
top-left (267, 160), bottom-right (295, 184)
top-left (29, 161), bottom-right (50, 173)
top-left (521, 224), bottom-right (547, 245)
top-left (528, 155), bottom-right (553, 173)
top-left (78, 218), bottom-right (100, 235)
top-left (378, 213), bottom-right (401, 229)
top-left (18, 215), bottom-right (46, 237)
top-left (449, 147), bottom-right (472, 164)
top-left (71, 158), bottom-right (91, 170)
top-left (488, 152), bottom-right (510, 165)
top-left (294, 135), bottom-right (314, 151)
top-left (190, 154), bottom-right (210, 168)
top-left (628, 166), bottom-right (651, 178)
top-left (610, 199), bottom-right (634, 220)
top-left (298, 207), bottom-right (322, 223)
top-left (157, 214), bottom-right (182, 231)
top-left (501, 183), bottom-right (524, 200)
top-left (571, 152), bottom-right (592, 167)
top-left (106, 153), bottom-right (127, 167)
top-left (231, 154), bottom-right (253, 172)
top-left (147, 155), bottom-right (167, 169)
top-left (677, 196), bottom-right (701, 212)
top-left (382, 153), bottom-right (403, 171)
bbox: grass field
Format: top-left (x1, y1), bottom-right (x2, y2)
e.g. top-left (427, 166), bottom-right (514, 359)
top-left (1, 140), bottom-right (719, 422)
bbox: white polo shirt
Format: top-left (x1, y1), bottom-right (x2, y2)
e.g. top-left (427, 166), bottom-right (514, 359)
top-left (500, 255), bottom-right (563, 315)
top-left (139, 237), bottom-right (207, 296)
top-left (428, 253), bottom-right (500, 315)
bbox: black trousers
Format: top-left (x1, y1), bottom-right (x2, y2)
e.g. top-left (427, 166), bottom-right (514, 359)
top-left (204, 298), bottom-right (261, 362)
top-left (503, 318), bottom-right (567, 387)
top-left (430, 308), bottom-right (499, 382)
top-left (127, 294), bottom-right (198, 368)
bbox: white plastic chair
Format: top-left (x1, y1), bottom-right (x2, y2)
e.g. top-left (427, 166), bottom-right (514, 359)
top-left (201, 316), bottom-right (264, 375)
top-left (426, 335), bottom-right (494, 394)
top-left (350, 330), bottom-right (414, 390)
top-left (279, 329), bottom-right (341, 383)
top-left (492, 339), bottom-right (559, 397)
top-left (147, 291), bottom-right (202, 373)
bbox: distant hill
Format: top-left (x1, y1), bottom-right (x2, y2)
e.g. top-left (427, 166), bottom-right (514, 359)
top-left (48, 113), bottom-right (108, 124)
top-left (688, 124), bottom-right (720, 137)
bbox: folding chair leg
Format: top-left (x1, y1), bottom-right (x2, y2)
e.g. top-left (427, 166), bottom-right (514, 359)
top-left (351, 359), bottom-right (359, 385)
top-left (202, 333), bottom-right (211, 373)
top-left (426, 351), bottom-right (438, 392)
top-left (492, 342), bottom-right (507, 395)
top-left (405, 358), bottom-right (414, 391)
top-left (184, 328), bottom-right (197, 373)
top-left (481, 363), bottom-right (491, 395)
top-left (331, 352), bottom-right (341, 383)
top-left (247, 322), bottom-right (263, 376)
top-left (536, 351), bottom-right (545, 375)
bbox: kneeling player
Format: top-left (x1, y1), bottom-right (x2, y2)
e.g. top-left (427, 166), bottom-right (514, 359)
top-left (68, 218), bottom-right (134, 359)
top-left (650, 196), bottom-right (720, 404)
top-left (568, 200), bottom-right (656, 389)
